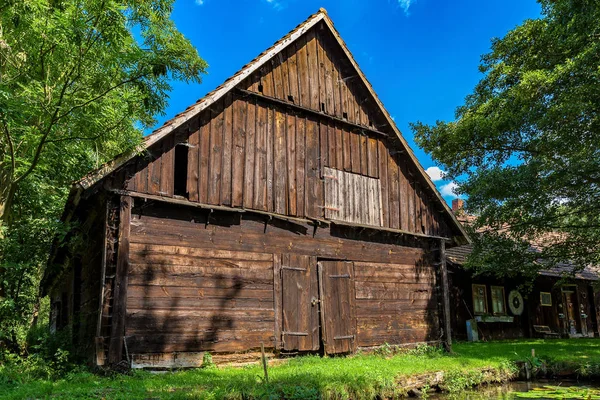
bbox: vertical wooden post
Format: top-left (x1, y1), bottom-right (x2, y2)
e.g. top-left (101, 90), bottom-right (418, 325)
top-left (439, 239), bottom-right (452, 352)
top-left (273, 254), bottom-right (282, 350)
top-left (108, 195), bottom-right (132, 364)
top-left (95, 202), bottom-right (110, 366)
top-left (261, 342), bottom-right (269, 383)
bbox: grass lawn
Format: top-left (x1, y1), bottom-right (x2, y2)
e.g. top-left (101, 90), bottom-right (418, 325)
top-left (454, 339), bottom-right (600, 364)
top-left (1, 339), bottom-right (598, 399)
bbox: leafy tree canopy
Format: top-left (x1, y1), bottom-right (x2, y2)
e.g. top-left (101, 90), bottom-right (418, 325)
top-left (0, 0), bottom-right (207, 349)
top-left (412, 0), bottom-right (600, 279)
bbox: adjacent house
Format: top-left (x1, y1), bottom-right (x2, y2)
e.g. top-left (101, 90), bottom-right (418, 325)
top-left (446, 200), bottom-right (600, 341)
top-left (42, 9), bottom-right (469, 368)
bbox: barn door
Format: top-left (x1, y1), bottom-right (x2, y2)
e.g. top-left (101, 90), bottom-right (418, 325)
top-left (281, 254), bottom-right (320, 351)
top-left (318, 261), bottom-right (356, 354)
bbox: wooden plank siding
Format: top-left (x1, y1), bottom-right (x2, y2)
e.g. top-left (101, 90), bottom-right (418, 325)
top-left (115, 23), bottom-right (456, 238)
top-left (125, 202), bottom-right (437, 359)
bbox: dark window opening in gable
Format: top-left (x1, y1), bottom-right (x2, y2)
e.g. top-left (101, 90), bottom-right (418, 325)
top-left (174, 144), bottom-right (189, 197)
top-left (258, 83), bottom-right (264, 93)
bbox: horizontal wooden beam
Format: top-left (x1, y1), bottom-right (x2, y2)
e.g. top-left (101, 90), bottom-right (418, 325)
top-left (328, 219), bottom-right (451, 242)
top-left (109, 190), bottom-right (447, 242)
top-left (108, 189), bottom-right (328, 228)
top-left (235, 88), bottom-right (389, 138)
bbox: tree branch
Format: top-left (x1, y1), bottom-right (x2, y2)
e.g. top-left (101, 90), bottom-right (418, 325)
top-left (54, 73), bottom-right (150, 123)
top-left (13, 59), bottom-right (80, 185)
top-left (1, 115), bottom-right (16, 175)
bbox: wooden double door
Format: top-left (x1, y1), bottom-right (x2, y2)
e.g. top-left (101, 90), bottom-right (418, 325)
top-left (280, 255), bottom-right (356, 354)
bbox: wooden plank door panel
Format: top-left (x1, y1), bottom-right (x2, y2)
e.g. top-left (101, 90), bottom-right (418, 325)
top-left (318, 260), bottom-right (356, 354)
top-left (281, 254), bottom-right (319, 351)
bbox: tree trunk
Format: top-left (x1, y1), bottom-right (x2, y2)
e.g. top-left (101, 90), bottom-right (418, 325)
top-left (0, 176), bottom-right (16, 230)
top-left (0, 175), bottom-right (15, 299)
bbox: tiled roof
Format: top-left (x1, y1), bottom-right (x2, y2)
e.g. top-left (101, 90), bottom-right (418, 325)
top-left (446, 244), bottom-right (599, 281)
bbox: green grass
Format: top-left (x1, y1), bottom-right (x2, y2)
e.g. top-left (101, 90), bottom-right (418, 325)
top-left (1, 340), bottom-right (599, 399)
top-left (453, 339), bottom-right (600, 364)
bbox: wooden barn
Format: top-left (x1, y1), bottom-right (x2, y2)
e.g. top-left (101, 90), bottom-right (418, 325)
top-left (42, 9), bottom-right (468, 368)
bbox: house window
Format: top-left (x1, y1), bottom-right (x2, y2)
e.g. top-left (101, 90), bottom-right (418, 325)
top-left (491, 286), bottom-right (506, 315)
top-left (540, 292), bottom-right (552, 306)
top-left (472, 284), bottom-right (488, 315)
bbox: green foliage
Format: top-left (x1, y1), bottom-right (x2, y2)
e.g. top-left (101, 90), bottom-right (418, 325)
top-left (411, 0), bottom-right (600, 279)
top-left (0, 0), bottom-right (206, 351)
top-left (515, 385), bottom-right (600, 399)
top-left (372, 342), bottom-right (443, 358)
top-left (0, 344), bottom-right (519, 399)
top-left (2, 339), bottom-right (598, 399)
top-left (201, 352), bottom-right (215, 369)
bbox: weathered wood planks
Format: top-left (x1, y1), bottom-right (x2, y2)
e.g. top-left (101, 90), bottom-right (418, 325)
top-left (119, 24), bottom-right (454, 239)
top-left (323, 167), bottom-right (382, 226)
top-left (126, 242), bottom-right (275, 354)
top-left (319, 261), bottom-right (356, 354)
top-left (124, 204), bottom-right (437, 357)
top-left (108, 196), bottom-right (132, 364)
top-left (281, 254), bottom-right (319, 351)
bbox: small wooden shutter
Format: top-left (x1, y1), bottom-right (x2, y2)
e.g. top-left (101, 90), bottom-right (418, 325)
top-left (318, 261), bottom-right (357, 354)
top-left (323, 167), bottom-right (382, 226)
top-left (281, 254), bottom-right (320, 351)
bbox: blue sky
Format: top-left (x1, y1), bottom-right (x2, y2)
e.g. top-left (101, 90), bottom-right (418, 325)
top-left (157, 0), bottom-right (542, 204)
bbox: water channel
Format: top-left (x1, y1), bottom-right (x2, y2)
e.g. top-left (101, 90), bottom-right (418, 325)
top-left (432, 381), bottom-right (600, 399)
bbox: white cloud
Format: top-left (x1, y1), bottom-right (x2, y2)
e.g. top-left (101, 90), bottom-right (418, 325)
top-left (266, 0), bottom-right (285, 10)
top-left (439, 181), bottom-right (460, 198)
top-left (398, 0), bottom-right (416, 15)
top-left (195, 0), bottom-right (204, 4)
top-left (425, 166), bottom-right (445, 182)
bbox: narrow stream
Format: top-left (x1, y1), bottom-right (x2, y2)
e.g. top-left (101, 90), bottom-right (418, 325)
top-left (432, 381), bottom-right (600, 399)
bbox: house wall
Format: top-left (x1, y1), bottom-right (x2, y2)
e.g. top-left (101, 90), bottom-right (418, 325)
top-left (123, 201), bottom-right (440, 367)
top-left (448, 267), bottom-right (528, 341)
top-left (530, 276), bottom-right (597, 337)
top-left (449, 266), bottom-right (599, 341)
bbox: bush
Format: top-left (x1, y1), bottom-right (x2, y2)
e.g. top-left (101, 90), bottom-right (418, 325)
top-left (0, 323), bottom-right (80, 387)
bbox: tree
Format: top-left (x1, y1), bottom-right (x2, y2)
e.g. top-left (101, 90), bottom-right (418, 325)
top-left (0, 0), bottom-right (207, 350)
top-left (412, 0), bottom-right (600, 279)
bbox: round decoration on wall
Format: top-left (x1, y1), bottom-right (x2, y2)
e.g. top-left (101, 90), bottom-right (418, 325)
top-left (509, 290), bottom-right (524, 315)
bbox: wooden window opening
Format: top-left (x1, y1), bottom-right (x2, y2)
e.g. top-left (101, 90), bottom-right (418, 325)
top-left (491, 286), bottom-right (506, 315)
top-left (540, 292), bottom-right (552, 307)
top-left (472, 284), bottom-right (488, 315)
top-left (174, 144), bottom-right (189, 198)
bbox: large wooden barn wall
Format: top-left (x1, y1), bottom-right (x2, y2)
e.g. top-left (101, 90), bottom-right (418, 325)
top-left (125, 202), bottom-right (439, 363)
top-left (49, 195), bottom-right (107, 362)
top-left (111, 23), bottom-right (452, 238)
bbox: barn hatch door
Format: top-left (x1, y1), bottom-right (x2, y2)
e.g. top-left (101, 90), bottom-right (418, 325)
top-left (318, 261), bottom-right (357, 354)
top-left (281, 254), bottom-right (320, 351)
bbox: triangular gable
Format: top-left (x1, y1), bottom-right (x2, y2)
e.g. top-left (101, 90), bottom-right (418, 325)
top-left (73, 8), bottom-right (469, 242)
